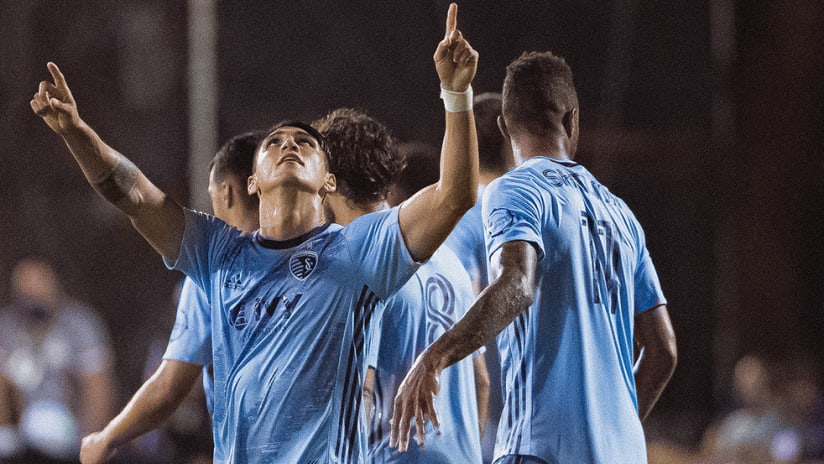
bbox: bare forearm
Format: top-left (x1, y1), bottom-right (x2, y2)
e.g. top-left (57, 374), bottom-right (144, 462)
top-left (61, 122), bottom-right (158, 215)
top-left (98, 369), bottom-right (194, 448)
top-left (633, 305), bottom-right (677, 422)
top-left (634, 347), bottom-right (676, 422)
top-left (439, 109), bottom-right (479, 214)
top-left (428, 273), bottom-right (532, 373)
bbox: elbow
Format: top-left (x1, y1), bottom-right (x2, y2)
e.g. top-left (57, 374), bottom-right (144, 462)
top-left (513, 273), bottom-right (535, 311)
top-left (665, 339), bottom-right (678, 376)
top-left (651, 337), bottom-right (678, 380)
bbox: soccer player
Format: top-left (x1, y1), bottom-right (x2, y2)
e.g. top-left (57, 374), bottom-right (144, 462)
top-left (315, 110), bottom-right (487, 463)
top-left (390, 50), bottom-right (678, 464)
top-left (79, 131), bottom-right (263, 464)
top-left (30, 3), bottom-right (478, 462)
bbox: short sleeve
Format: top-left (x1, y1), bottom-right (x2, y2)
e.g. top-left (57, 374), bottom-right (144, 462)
top-left (164, 208), bottom-right (238, 296)
top-left (482, 175), bottom-right (546, 262)
top-left (341, 207), bottom-right (420, 299)
top-left (163, 277), bottom-right (212, 365)
top-left (633, 246), bottom-right (667, 315)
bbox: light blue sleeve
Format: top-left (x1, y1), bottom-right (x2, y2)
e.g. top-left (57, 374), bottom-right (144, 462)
top-left (482, 174), bottom-right (546, 262)
top-left (162, 277), bottom-right (212, 365)
top-left (163, 208), bottom-right (238, 297)
top-left (631, 223), bottom-right (667, 315)
top-left (341, 207), bottom-right (420, 299)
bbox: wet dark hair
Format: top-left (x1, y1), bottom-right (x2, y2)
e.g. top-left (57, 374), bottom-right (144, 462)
top-left (313, 108), bottom-right (405, 209)
top-left (502, 51), bottom-right (578, 136)
top-left (209, 131), bottom-right (264, 209)
top-left (210, 131), bottom-right (265, 182)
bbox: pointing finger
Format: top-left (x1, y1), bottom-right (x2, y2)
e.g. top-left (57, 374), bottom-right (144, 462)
top-left (47, 62), bottom-right (68, 90)
top-left (443, 3), bottom-right (457, 40)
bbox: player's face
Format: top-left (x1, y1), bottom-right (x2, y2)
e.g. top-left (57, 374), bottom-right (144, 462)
top-left (252, 126), bottom-right (331, 195)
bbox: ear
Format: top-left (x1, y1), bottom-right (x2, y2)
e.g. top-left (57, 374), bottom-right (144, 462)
top-left (321, 172), bottom-right (337, 196)
top-left (562, 107), bottom-right (578, 141)
top-left (497, 115), bottom-right (511, 141)
top-left (247, 174), bottom-right (258, 196)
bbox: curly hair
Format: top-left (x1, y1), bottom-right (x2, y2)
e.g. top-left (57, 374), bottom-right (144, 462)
top-left (313, 108), bottom-right (405, 209)
top-left (502, 51), bottom-right (578, 136)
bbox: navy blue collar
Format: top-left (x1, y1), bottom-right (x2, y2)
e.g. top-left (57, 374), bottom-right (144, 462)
top-left (255, 222), bottom-right (331, 250)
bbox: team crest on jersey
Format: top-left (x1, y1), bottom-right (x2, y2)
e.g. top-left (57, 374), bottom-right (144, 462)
top-left (289, 251), bottom-right (318, 280)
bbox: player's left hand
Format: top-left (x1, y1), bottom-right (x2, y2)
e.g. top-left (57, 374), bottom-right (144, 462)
top-left (434, 3), bottom-right (478, 92)
top-left (389, 350), bottom-right (442, 452)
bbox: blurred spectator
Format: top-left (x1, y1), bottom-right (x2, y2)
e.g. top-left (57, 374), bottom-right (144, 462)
top-left (698, 354), bottom-right (785, 463)
top-left (772, 355), bottom-right (824, 463)
top-left (0, 257), bottom-right (115, 463)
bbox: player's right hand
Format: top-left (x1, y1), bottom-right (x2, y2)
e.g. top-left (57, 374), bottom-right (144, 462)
top-left (30, 62), bottom-right (81, 135)
top-left (80, 431), bottom-right (117, 464)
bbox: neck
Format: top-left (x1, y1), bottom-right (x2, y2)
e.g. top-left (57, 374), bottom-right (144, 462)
top-left (511, 133), bottom-right (573, 164)
top-left (229, 208), bottom-right (260, 234)
top-left (257, 188), bottom-right (326, 240)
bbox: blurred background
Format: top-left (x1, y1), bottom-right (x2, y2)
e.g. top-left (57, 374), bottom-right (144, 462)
top-left (0, 0), bottom-right (822, 462)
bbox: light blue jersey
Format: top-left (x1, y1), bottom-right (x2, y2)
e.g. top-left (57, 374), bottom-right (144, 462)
top-left (445, 185), bottom-right (488, 292)
top-left (365, 245), bottom-right (482, 463)
top-left (483, 157), bottom-right (666, 464)
top-left (163, 277), bottom-right (214, 413)
top-left (166, 207), bottom-right (418, 464)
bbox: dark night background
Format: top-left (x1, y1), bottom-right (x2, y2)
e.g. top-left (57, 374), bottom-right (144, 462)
top-left (0, 0), bottom-right (822, 450)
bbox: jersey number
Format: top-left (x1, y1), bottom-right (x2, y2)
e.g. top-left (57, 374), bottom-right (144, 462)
top-left (580, 211), bottom-right (620, 313)
top-left (424, 274), bottom-right (456, 344)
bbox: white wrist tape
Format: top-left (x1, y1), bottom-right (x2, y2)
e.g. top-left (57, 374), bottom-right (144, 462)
top-left (440, 85), bottom-right (473, 112)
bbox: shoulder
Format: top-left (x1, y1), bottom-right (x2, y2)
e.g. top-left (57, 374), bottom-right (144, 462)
top-left (340, 207), bottom-right (399, 242)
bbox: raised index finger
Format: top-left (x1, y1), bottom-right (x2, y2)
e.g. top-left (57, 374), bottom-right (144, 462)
top-left (443, 3), bottom-right (457, 39)
top-left (46, 62), bottom-right (68, 90)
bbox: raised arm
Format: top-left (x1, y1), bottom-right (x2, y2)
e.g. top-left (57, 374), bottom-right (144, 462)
top-left (79, 360), bottom-right (202, 464)
top-left (30, 62), bottom-right (184, 262)
top-left (390, 240), bottom-right (537, 451)
top-left (397, 3), bottom-right (479, 262)
top-left (633, 305), bottom-right (677, 422)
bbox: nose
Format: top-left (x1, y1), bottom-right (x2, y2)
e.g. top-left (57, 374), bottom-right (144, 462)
top-left (281, 135), bottom-right (298, 151)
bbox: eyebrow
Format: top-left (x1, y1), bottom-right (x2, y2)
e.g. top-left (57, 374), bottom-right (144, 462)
top-left (266, 128), bottom-right (317, 143)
